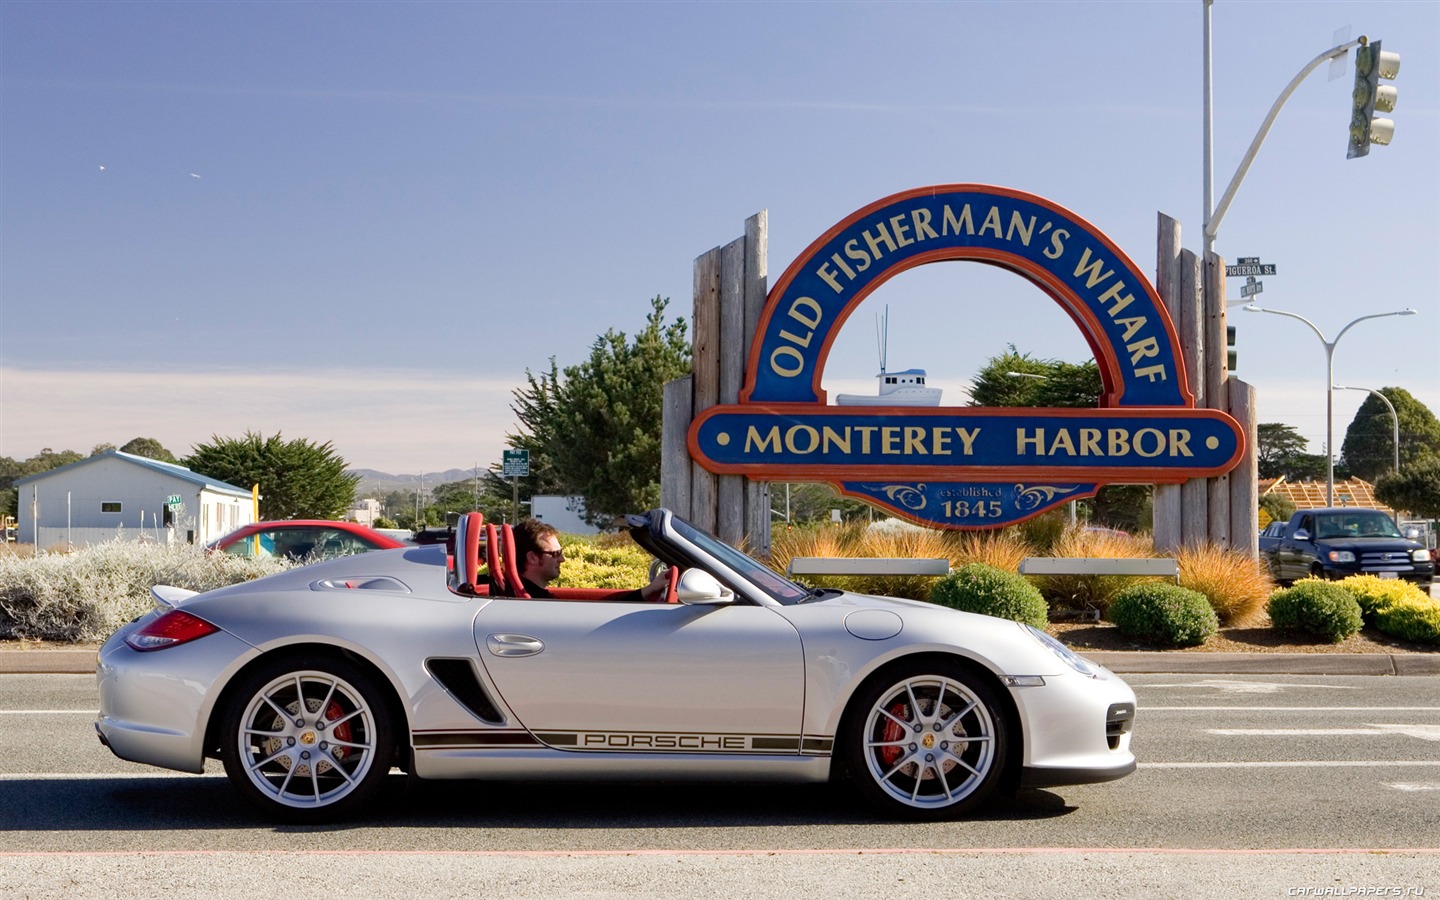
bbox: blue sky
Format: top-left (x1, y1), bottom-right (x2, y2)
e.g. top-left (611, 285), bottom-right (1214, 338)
top-left (2, 0), bottom-right (1436, 476)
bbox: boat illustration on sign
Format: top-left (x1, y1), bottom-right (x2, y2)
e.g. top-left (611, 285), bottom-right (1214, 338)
top-left (834, 306), bottom-right (943, 407)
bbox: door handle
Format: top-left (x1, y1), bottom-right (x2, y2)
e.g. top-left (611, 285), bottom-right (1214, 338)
top-left (486, 633), bottom-right (545, 657)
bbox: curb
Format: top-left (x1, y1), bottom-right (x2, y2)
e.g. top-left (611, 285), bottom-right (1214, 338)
top-left (2, 647), bottom-right (1436, 677)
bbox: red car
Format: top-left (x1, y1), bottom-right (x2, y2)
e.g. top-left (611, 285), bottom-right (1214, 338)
top-left (208, 520), bottom-right (408, 560)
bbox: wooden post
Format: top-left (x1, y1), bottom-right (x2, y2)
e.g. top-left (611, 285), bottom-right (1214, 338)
top-left (1204, 251), bottom-right (1230, 547)
top-left (1152, 213), bottom-right (1184, 552)
top-left (742, 212), bottom-right (771, 557)
top-left (690, 247), bottom-right (721, 533)
top-left (660, 376), bottom-right (693, 519)
top-left (1179, 248), bottom-right (1208, 546)
top-left (716, 237), bottom-right (746, 545)
top-left (1228, 378), bottom-right (1259, 557)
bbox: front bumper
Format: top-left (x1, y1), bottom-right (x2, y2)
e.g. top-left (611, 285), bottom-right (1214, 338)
top-left (1009, 664), bottom-right (1137, 788)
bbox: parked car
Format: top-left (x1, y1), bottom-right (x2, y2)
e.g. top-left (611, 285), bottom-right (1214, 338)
top-left (207, 520), bottom-right (407, 561)
top-left (96, 508), bottom-right (1136, 823)
top-left (1257, 520), bottom-right (1288, 558)
top-left (1260, 508), bottom-right (1434, 586)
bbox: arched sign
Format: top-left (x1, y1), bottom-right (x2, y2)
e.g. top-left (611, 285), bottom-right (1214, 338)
top-left (688, 185), bottom-right (1245, 528)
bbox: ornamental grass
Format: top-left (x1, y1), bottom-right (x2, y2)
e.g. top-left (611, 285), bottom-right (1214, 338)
top-left (1174, 542), bottom-right (1274, 626)
top-left (1028, 526), bottom-right (1162, 616)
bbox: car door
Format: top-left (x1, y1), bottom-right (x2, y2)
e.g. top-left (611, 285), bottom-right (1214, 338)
top-left (474, 597), bottom-right (806, 752)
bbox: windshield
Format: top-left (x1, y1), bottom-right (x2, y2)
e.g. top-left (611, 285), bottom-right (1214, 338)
top-left (1314, 512), bottom-right (1402, 540)
top-left (668, 515), bottom-right (811, 605)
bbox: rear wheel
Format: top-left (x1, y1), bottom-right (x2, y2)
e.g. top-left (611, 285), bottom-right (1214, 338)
top-left (841, 659), bottom-right (1009, 820)
top-left (220, 655), bottom-right (394, 822)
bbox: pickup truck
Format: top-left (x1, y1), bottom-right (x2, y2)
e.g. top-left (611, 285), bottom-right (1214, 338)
top-left (1260, 507), bottom-right (1434, 587)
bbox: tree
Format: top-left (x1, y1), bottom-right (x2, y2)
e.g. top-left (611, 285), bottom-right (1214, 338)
top-left (1340, 387), bottom-right (1440, 483)
top-left (185, 432), bottom-right (357, 520)
top-left (968, 346), bottom-right (1100, 409)
top-left (969, 348), bottom-right (1135, 531)
top-left (120, 437), bottom-right (179, 463)
top-left (507, 296), bottom-right (690, 525)
top-left (1375, 459), bottom-right (1440, 519)
top-left (1, 449), bottom-right (85, 517)
top-left (1258, 493), bottom-right (1296, 525)
top-left (1254, 423), bottom-right (1332, 482)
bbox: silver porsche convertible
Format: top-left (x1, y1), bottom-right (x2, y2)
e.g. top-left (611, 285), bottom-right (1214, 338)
top-left (96, 508), bottom-right (1136, 822)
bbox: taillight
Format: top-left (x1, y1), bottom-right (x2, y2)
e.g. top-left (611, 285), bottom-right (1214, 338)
top-left (125, 609), bottom-right (220, 652)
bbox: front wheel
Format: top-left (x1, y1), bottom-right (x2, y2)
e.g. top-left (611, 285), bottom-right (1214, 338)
top-left (841, 659), bottom-right (1009, 820)
top-left (220, 655), bottom-right (394, 822)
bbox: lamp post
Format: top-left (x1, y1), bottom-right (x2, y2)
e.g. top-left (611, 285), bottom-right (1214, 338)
top-left (1242, 305), bottom-right (1416, 505)
top-left (1333, 385), bottom-right (1400, 477)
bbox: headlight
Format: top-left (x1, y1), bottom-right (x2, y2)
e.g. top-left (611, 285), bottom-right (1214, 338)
top-left (1414, 549), bottom-right (1432, 562)
top-left (1327, 550), bottom-right (1356, 563)
top-left (1023, 624), bottom-right (1099, 677)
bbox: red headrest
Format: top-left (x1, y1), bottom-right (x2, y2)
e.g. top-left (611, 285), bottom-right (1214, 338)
top-left (501, 523), bottom-right (529, 599)
top-left (484, 522), bottom-right (504, 596)
top-left (455, 512), bottom-right (484, 592)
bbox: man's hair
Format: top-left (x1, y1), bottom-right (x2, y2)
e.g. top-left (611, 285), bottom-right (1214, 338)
top-left (511, 518), bottom-right (560, 565)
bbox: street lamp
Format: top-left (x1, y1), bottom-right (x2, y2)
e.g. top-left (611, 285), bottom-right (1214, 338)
top-left (1333, 385), bottom-right (1400, 477)
top-left (1243, 305), bottom-right (1416, 505)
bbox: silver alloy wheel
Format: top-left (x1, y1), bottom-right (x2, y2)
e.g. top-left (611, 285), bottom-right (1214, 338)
top-left (859, 673), bottom-right (997, 811)
top-left (234, 669), bottom-right (378, 809)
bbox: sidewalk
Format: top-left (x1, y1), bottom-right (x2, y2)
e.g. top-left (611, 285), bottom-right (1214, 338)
top-left (3, 645), bottom-right (1436, 676)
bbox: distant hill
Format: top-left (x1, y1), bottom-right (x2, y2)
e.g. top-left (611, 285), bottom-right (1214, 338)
top-left (348, 468), bottom-right (477, 498)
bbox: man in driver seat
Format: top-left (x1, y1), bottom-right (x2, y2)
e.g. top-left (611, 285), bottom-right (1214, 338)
top-left (512, 519), bottom-right (669, 601)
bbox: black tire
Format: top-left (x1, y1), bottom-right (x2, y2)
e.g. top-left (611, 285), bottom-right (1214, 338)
top-left (1310, 564), bottom-right (1327, 581)
top-left (220, 655), bottom-right (394, 823)
top-left (841, 658), bottom-right (1009, 820)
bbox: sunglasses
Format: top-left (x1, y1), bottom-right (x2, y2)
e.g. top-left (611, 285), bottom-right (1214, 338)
top-left (538, 548), bottom-right (565, 560)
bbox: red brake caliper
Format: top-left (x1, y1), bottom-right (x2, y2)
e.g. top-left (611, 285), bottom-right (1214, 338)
top-left (879, 702), bottom-right (909, 766)
top-left (326, 701), bottom-right (352, 761)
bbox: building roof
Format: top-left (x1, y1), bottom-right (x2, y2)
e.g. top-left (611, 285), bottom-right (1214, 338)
top-left (13, 449), bottom-right (253, 498)
top-left (1259, 475), bottom-right (1393, 515)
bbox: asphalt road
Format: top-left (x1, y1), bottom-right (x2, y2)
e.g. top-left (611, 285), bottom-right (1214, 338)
top-left (2, 672), bottom-right (1437, 898)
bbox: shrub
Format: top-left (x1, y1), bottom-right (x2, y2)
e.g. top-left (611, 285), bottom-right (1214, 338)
top-left (1337, 575), bottom-right (1440, 645)
top-left (1266, 579), bottom-right (1364, 643)
top-left (1030, 526), bottom-right (1163, 614)
top-left (930, 563), bottom-right (1048, 628)
top-left (550, 534), bottom-right (653, 590)
top-left (0, 539), bottom-right (291, 642)
top-left (1107, 583), bottom-right (1219, 648)
top-left (1337, 574), bottom-right (1430, 618)
top-left (1368, 597), bottom-right (1440, 645)
top-left (1175, 542), bottom-right (1273, 626)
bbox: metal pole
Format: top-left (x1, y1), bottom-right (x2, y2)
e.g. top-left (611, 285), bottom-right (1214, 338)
top-left (1202, 0), bottom-right (1214, 251)
top-left (1334, 385), bottom-right (1401, 476)
top-left (1244, 306), bottom-right (1416, 506)
top-left (1203, 33), bottom-right (1363, 255)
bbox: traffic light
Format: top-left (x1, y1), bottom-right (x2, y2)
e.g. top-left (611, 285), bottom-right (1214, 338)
top-left (1347, 39), bottom-right (1400, 159)
top-left (1226, 325), bottom-right (1237, 372)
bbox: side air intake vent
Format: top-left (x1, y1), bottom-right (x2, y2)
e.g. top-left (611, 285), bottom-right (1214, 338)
top-left (425, 658), bottom-right (505, 724)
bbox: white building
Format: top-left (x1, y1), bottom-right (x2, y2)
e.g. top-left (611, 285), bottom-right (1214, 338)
top-left (347, 498), bottom-right (381, 526)
top-left (14, 450), bottom-right (255, 549)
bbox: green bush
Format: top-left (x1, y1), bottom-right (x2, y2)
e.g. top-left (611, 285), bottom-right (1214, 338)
top-left (1369, 597), bottom-right (1440, 645)
top-left (1107, 583), bottom-right (1218, 648)
top-left (930, 563), bottom-right (1048, 628)
top-left (1337, 574), bottom-right (1429, 618)
top-left (1266, 579), bottom-right (1363, 643)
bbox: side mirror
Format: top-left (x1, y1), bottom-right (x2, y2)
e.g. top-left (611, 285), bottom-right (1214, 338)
top-left (1293, 529), bottom-right (1311, 542)
top-left (675, 568), bottom-right (734, 606)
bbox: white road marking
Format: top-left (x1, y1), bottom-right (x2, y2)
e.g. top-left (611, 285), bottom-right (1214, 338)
top-left (1143, 706), bottom-right (1440, 712)
top-left (1385, 783), bottom-right (1440, 791)
top-left (1208, 724), bottom-right (1440, 741)
top-left (1140, 680), bottom-right (1359, 694)
top-left (1143, 760), bottom-right (1440, 769)
top-left (0, 710), bottom-right (96, 715)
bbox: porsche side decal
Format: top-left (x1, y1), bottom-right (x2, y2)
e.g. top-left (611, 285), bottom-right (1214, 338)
top-left (412, 730), bottom-right (834, 755)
